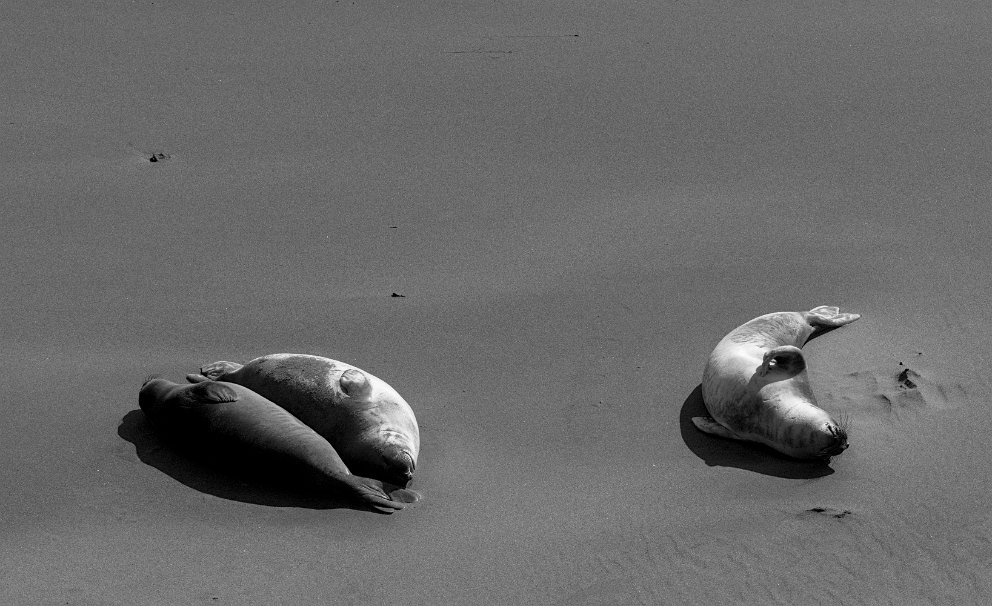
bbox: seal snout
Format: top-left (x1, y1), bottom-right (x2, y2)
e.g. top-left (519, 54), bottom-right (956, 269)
top-left (397, 452), bottom-right (416, 484)
top-left (379, 448), bottom-right (416, 487)
top-left (819, 424), bottom-right (849, 458)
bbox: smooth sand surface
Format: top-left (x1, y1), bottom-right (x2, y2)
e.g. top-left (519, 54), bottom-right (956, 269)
top-left (3, 1), bottom-right (992, 604)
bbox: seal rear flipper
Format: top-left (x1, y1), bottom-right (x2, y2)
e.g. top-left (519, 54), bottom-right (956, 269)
top-left (387, 488), bottom-right (422, 505)
top-left (806, 306), bottom-right (861, 328)
top-left (337, 475), bottom-right (409, 513)
top-left (692, 416), bottom-right (743, 441)
top-left (200, 360), bottom-right (243, 380)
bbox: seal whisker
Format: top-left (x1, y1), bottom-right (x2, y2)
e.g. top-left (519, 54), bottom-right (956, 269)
top-left (834, 411), bottom-right (852, 434)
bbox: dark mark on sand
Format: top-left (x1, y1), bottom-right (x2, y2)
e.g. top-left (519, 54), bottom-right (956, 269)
top-left (808, 507), bottom-right (853, 518)
top-left (897, 368), bottom-right (918, 390)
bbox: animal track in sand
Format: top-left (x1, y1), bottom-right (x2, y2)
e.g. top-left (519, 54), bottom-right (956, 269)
top-left (896, 367), bottom-right (917, 390)
top-left (820, 357), bottom-right (969, 423)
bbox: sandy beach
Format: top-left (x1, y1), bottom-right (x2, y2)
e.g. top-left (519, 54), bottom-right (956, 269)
top-left (3, 1), bottom-right (992, 603)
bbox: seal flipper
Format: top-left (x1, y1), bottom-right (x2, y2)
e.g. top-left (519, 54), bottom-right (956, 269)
top-left (758, 345), bottom-right (806, 377)
top-left (340, 369), bottom-right (372, 400)
top-left (806, 306), bottom-right (860, 328)
top-left (189, 381), bottom-right (239, 404)
top-left (388, 488), bottom-right (422, 504)
top-left (692, 416), bottom-right (744, 441)
top-left (186, 373), bottom-right (210, 384)
top-left (338, 475), bottom-right (411, 513)
top-left (200, 360), bottom-right (244, 380)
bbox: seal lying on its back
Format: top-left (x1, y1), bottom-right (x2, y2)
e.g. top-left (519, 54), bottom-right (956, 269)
top-left (139, 377), bottom-right (419, 512)
top-left (193, 354), bottom-right (420, 488)
top-left (696, 305), bottom-right (860, 459)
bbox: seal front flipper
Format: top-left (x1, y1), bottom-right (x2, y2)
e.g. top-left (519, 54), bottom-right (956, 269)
top-left (190, 381), bottom-right (240, 404)
top-left (692, 416), bottom-right (744, 441)
top-left (200, 361), bottom-right (244, 380)
top-left (806, 306), bottom-right (860, 328)
top-left (758, 346), bottom-right (806, 377)
top-left (339, 369), bottom-right (373, 400)
top-left (186, 373), bottom-right (210, 384)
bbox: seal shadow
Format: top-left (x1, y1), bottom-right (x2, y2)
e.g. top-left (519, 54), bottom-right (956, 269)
top-left (118, 409), bottom-right (388, 512)
top-left (679, 385), bottom-right (835, 479)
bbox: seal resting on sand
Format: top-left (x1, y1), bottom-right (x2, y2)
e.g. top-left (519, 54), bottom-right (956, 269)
top-left (695, 305), bottom-right (860, 459)
top-left (139, 377), bottom-right (419, 512)
top-left (191, 354), bottom-right (420, 488)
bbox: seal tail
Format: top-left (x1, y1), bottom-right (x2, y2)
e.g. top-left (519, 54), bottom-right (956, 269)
top-left (806, 306), bottom-right (860, 328)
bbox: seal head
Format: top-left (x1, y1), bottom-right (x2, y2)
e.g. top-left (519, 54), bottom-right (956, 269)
top-left (361, 441), bottom-right (416, 488)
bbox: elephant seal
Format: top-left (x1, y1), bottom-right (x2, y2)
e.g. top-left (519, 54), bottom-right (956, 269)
top-left (695, 305), bottom-right (859, 459)
top-left (192, 354), bottom-right (420, 488)
top-left (139, 377), bottom-right (419, 512)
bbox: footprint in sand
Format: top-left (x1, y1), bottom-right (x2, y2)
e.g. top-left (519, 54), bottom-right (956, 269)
top-left (820, 356), bottom-right (969, 422)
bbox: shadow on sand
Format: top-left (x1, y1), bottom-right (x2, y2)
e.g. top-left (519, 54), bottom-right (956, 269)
top-left (679, 385), bottom-right (835, 479)
top-left (118, 409), bottom-right (379, 512)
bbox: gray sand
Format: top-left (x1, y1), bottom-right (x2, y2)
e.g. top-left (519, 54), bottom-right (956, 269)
top-left (3, 1), bottom-right (991, 603)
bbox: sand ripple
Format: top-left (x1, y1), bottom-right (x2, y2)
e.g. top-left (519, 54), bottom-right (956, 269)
top-left (538, 507), bottom-right (992, 605)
